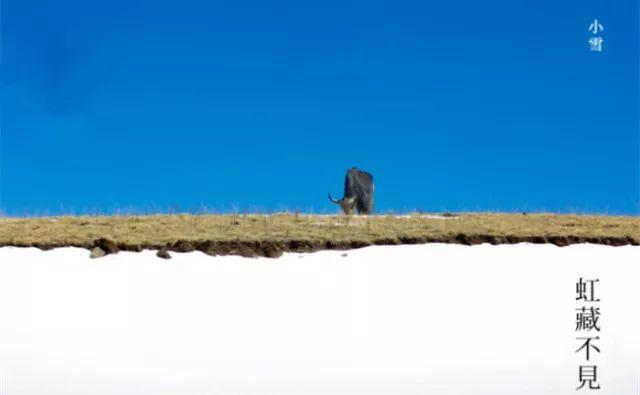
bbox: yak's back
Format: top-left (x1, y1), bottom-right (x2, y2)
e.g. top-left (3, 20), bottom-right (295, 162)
top-left (345, 168), bottom-right (374, 213)
top-left (345, 168), bottom-right (373, 197)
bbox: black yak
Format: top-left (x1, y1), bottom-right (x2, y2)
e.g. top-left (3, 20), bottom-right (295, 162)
top-left (328, 167), bottom-right (374, 215)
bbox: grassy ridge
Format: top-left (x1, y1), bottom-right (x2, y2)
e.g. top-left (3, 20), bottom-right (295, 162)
top-left (1, 213), bottom-right (638, 257)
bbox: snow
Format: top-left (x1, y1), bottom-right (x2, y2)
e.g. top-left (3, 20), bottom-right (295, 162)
top-left (394, 214), bottom-right (459, 219)
top-left (0, 244), bottom-right (638, 394)
top-left (312, 214), bottom-right (457, 225)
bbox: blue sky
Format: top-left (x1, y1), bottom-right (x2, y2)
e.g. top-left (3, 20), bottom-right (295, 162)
top-left (1, 0), bottom-right (638, 215)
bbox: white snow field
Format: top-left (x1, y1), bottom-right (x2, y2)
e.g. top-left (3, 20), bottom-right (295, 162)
top-left (0, 244), bottom-right (638, 395)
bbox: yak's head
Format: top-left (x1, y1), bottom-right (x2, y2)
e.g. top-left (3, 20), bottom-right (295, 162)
top-left (328, 193), bottom-right (356, 215)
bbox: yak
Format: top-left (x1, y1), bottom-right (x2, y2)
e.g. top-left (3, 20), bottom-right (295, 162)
top-left (328, 167), bottom-right (374, 215)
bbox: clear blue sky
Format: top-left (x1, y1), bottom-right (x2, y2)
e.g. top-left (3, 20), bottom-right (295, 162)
top-left (1, 0), bottom-right (638, 215)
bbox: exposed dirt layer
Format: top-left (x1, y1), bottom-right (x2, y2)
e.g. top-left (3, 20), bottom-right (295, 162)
top-left (1, 213), bottom-right (638, 258)
top-left (2, 234), bottom-right (639, 259)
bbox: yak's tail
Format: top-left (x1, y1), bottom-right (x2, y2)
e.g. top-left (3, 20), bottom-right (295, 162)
top-left (328, 193), bottom-right (341, 204)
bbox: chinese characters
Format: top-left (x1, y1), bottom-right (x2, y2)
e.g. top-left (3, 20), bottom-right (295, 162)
top-left (588, 19), bottom-right (604, 52)
top-left (575, 277), bottom-right (601, 390)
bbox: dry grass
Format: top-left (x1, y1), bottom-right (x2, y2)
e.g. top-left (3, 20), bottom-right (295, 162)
top-left (1, 213), bottom-right (638, 256)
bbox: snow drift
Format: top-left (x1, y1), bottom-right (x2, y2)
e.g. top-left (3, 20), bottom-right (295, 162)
top-left (0, 244), bottom-right (638, 394)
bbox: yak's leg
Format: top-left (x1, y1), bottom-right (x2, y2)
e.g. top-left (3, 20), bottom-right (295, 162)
top-left (357, 193), bottom-right (373, 215)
